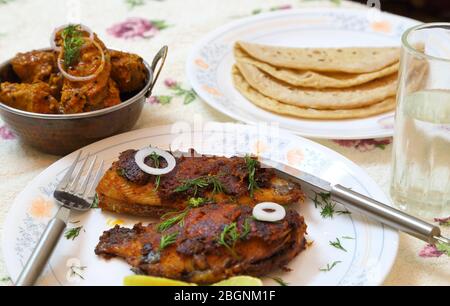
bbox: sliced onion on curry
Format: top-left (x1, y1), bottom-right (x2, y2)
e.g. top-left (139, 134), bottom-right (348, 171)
top-left (57, 37), bottom-right (105, 82)
top-left (135, 147), bottom-right (176, 175)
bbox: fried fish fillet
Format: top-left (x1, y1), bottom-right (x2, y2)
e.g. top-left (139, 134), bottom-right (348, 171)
top-left (96, 150), bottom-right (305, 217)
top-left (95, 203), bottom-right (307, 284)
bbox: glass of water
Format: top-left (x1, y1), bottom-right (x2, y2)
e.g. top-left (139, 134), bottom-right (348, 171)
top-left (391, 23), bottom-right (450, 219)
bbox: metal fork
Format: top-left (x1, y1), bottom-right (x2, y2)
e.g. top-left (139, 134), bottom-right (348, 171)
top-left (15, 151), bottom-right (104, 286)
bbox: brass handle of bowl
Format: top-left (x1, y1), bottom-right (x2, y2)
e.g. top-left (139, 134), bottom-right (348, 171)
top-left (145, 45), bottom-right (168, 98)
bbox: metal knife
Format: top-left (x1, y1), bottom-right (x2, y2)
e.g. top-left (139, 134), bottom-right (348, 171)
top-left (265, 160), bottom-right (449, 246)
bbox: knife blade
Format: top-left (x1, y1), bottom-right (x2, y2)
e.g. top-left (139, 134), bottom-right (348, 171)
top-left (262, 159), bottom-right (449, 246)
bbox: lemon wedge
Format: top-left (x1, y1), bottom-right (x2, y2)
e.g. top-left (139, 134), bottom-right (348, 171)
top-left (123, 275), bottom-right (262, 286)
top-left (123, 275), bottom-right (197, 286)
top-left (212, 276), bottom-right (263, 286)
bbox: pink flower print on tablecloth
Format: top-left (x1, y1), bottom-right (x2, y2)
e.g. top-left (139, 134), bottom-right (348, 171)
top-left (0, 125), bottom-right (15, 140)
top-left (333, 138), bottom-right (392, 152)
top-left (107, 18), bottom-right (169, 39)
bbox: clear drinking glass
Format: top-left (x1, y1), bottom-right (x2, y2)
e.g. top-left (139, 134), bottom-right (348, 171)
top-left (391, 23), bottom-right (450, 219)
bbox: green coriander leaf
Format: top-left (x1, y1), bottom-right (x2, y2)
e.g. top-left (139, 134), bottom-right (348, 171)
top-left (188, 197), bottom-right (206, 208)
top-left (160, 232), bottom-right (179, 250)
top-left (341, 236), bottom-right (354, 240)
top-left (240, 217), bottom-right (252, 239)
top-left (64, 226), bottom-right (83, 240)
top-left (244, 155), bottom-right (259, 198)
top-left (61, 24), bottom-right (84, 68)
top-left (271, 277), bottom-right (289, 286)
top-left (329, 238), bottom-right (347, 252)
top-left (157, 211), bottom-right (188, 232)
top-left (319, 261), bottom-right (341, 272)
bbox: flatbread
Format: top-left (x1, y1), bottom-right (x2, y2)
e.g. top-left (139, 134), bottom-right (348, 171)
top-left (236, 41), bottom-right (400, 73)
top-left (234, 45), bottom-right (399, 88)
top-left (232, 67), bottom-right (396, 119)
top-left (236, 62), bottom-right (398, 110)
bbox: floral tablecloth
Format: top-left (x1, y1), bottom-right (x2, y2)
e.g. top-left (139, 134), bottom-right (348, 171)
top-left (0, 0), bottom-right (448, 286)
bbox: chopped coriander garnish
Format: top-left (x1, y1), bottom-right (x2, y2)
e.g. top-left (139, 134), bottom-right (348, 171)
top-left (69, 264), bottom-right (86, 280)
top-left (245, 155), bottom-right (259, 197)
top-left (218, 220), bottom-right (252, 258)
top-left (64, 226), bottom-right (83, 240)
top-left (271, 277), bottom-right (289, 286)
top-left (320, 200), bottom-right (336, 218)
top-left (329, 238), bottom-right (347, 252)
top-left (188, 197), bottom-right (206, 208)
top-left (148, 151), bottom-right (161, 191)
top-left (311, 192), bottom-right (331, 208)
top-left (311, 191), bottom-right (351, 218)
top-left (240, 217), bottom-right (252, 239)
top-left (61, 24), bottom-right (84, 68)
top-left (218, 222), bottom-right (240, 258)
top-left (174, 175), bottom-right (224, 196)
top-left (209, 175), bottom-right (224, 194)
top-left (159, 232), bottom-right (179, 250)
top-left (342, 236), bottom-right (354, 240)
top-left (157, 211), bottom-right (188, 232)
top-left (174, 176), bottom-right (209, 195)
top-left (319, 261), bottom-right (341, 272)
top-left (157, 197), bottom-right (210, 233)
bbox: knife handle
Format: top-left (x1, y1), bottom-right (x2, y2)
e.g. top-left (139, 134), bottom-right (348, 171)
top-left (331, 184), bottom-right (442, 244)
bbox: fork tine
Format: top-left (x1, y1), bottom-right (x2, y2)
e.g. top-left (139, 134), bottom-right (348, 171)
top-left (57, 150), bottom-right (82, 191)
top-left (85, 160), bottom-right (104, 199)
top-left (68, 153), bottom-right (90, 193)
top-left (76, 155), bottom-right (97, 195)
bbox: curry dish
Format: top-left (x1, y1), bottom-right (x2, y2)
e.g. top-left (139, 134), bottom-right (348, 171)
top-left (0, 25), bottom-right (147, 114)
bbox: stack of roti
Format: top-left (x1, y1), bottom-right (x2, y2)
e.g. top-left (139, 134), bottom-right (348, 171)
top-left (232, 41), bottom-right (406, 119)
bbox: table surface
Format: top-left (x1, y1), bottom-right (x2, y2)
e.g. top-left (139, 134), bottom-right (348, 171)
top-left (0, 0), bottom-right (448, 286)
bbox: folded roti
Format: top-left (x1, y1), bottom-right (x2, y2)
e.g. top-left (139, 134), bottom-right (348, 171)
top-left (236, 41), bottom-right (400, 73)
top-left (234, 45), bottom-right (399, 89)
top-left (236, 62), bottom-right (398, 110)
top-left (232, 67), bottom-right (396, 119)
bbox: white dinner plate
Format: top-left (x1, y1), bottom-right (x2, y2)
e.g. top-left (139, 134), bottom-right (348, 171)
top-left (2, 123), bottom-right (398, 285)
top-left (186, 8), bottom-right (420, 139)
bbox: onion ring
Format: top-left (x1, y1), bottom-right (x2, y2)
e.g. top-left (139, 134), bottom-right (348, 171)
top-left (135, 147), bottom-right (176, 176)
top-left (50, 23), bottom-right (94, 51)
top-left (57, 38), bottom-right (105, 82)
top-left (252, 202), bottom-right (286, 222)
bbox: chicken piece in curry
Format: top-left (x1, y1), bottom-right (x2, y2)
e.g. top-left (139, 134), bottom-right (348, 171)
top-left (0, 24), bottom-right (148, 114)
top-left (0, 82), bottom-right (59, 113)
top-left (110, 50), bottom-right (147, 93)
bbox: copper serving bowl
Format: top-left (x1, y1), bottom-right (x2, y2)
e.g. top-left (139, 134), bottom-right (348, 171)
top-left (0, 46), bottom-right (168, 155)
